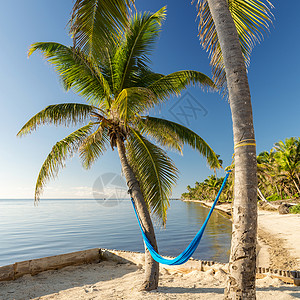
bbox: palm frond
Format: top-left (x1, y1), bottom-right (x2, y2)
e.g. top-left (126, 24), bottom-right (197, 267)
top-left (113, 87), bottom-right (157, 124)
top-left (17, 103), bottom-right (93, 137)
top-left (69, 0), bottom-right (134, 59)
top-left (194, 0), bottom-right (274, 89)
top-left (126, 128), bottom-right (178, 224)
top-left (147, 70), bottom-right (215, 101)
top-left (35, 123), bottom-right (94, 202)
top-left (138, 117), bottom-right (221, 169)
top-left (79, 125), bottom-right (110, 169)
top-left (28, 42), bottom-right (112, 106)
top-left (132, 68), bottom-right (164, 88)
top-left (136, 118), bottom-right (184, 154)
top-left (113, 7), bottom-right (166, 93)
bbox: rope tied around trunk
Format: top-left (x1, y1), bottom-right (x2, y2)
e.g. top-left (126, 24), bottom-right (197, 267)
top-left (234, 139), bottom-right (256, 149)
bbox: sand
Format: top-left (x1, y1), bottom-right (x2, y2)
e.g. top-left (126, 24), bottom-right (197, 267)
top-left (0, 207), bottom-right (299, 299)
top-left (0, 260), bottom-right (299, 300)
top-left (258, 211), bottom-right (300, 269)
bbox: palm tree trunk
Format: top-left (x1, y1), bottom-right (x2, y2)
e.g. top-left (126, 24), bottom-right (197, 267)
top-left (295, 173), bottom-right (300, 186)
top-left (291, 176), bottom-right (300, 195)
top-left (274, 181), bottom-right (280, 196)
top-left (206, 0), bottom-right (257, 299)
top-left (283, 185), bottom-right (293, 198)
top-left (116, 137), bottom-right (159, 291)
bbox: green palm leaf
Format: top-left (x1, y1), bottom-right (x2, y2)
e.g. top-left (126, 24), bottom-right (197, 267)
top-left (138, 117), bottom-right (221, 169)
top-left (79, 125), bottom-right (110, 169)
top-left (132, 68), bottom-right (164, 88)
top-left (147, 70), bottom-right (215, 100)
top-left (35, 123), bottom-right (94, 202)
top-left (113, 87), bottom-right (158, 124)
top-left (29, 42), bottom-right (112, 106)
top-left (126, 128), bottom-right (178, 223)
top-left (138, 119), bottom-right (183, 154)
top-left (17, 103), bottom-right (93, 137)
top-left (69, 0), bottom-right (134, 59)
top-left (195, 0), bottom-right (273, 89)
top-left (113, 7), bottom-right (166, 93)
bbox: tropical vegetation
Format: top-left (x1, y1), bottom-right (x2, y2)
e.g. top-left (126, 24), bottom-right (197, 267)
top-left (258, 137), bottom-right (300, 200)
top-left (290, 204), bottom-right (300, 214)
top-left (182, 137), bottom-right (300, 204)
top-left (182, 174), bottom-right (232, 202)
top-left (18, 7), bottom-right (221, 290)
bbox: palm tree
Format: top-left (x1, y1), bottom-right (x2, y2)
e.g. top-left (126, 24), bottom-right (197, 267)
top-left (257, 150), bottom-right (282, 199)
top-left (273, 138), bottom-right (300, 195)
top-left (18, 7), bottom-right (221, 291)
top-left (203, 175), bottom-right (219, 199)
top-left (182, 172), bottom-right (232, 202)
top-left (193, 0), bottom-right (274, 298)
top-left (69, 0), bottom-right (275, 297)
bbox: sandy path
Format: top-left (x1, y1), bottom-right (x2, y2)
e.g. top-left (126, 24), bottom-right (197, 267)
top-left (0, 261), bottom-right (299, 300)
top-left (258, 211), bottom-right (300, 269)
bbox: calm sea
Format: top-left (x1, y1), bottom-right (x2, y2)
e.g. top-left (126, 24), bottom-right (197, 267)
top-left (0, 199), bottom-right (231, 266)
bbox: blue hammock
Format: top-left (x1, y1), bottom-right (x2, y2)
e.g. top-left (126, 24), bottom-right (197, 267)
top-left (131, 171), bottom-right (231, 265)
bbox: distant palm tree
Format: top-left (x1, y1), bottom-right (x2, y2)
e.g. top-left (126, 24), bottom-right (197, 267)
top-left (204, 175), bottom-right (220, 198)
top-left (256, 150), bottom-right (285, 199)
top-left (274, 138), bottom-right (300, 195)
top-left (18, 7), bottom-right (221, 291)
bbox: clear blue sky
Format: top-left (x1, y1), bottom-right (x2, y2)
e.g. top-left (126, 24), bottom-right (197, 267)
top-left (0, 1), bottom-right (299, 199)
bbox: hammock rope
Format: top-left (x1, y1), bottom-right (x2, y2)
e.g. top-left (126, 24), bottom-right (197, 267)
top-left (131, 170), bottom-right (231, 265)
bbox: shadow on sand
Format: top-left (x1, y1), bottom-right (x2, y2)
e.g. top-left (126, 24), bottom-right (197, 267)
top-left (158, 286), bottom-right (224, 294)
top-left (0, 261), bottom-right (138, 300)
top-left (257, 285), bottom-right (300, 298)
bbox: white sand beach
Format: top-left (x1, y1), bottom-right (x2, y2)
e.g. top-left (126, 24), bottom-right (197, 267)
top-left (258, 210), bottom-right (300, 269)
top-left (0, 260), bottom-right (299, 300)
top-left (0, 208), bottom-right (299, 299)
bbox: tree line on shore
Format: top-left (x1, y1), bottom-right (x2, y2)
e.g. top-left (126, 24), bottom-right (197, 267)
top-left (182, 137), bottom-right (300, 202)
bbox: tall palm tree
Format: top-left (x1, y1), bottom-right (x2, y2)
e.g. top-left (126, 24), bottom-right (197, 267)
top-left (204, 175), bottom-right (220, 199)
top-left (18, 7), bottom-right (221, 291)
top-left (69, 0), bottom-right (275, 297)
top-left (193, 0), bottom-right (274, 298)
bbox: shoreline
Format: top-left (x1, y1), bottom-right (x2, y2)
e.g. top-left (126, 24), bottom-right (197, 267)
top-left (182, 199), bottom-right (232, 218)
top-left (0, 201), bottom-right (298, 299)
top-left (0, 249), bottom-right (299, 300)
top-left (182, 199), bottom-right (300, 270)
